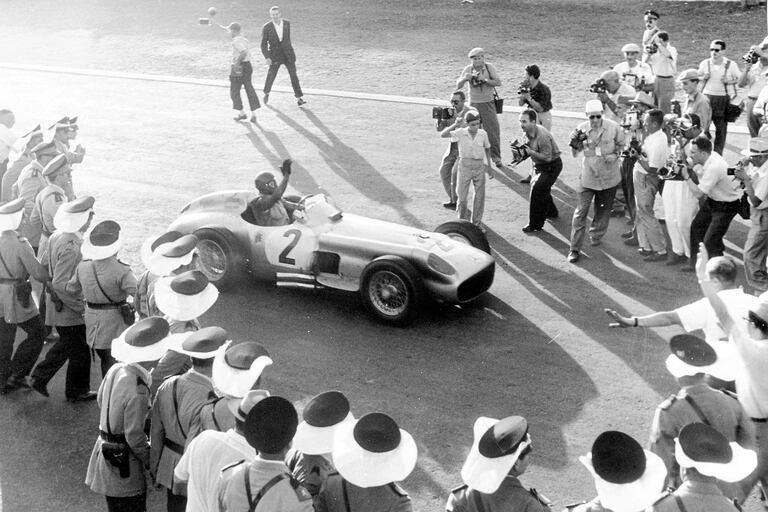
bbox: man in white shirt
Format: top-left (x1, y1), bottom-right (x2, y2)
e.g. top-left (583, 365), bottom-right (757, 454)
top-left (0, 109), bottom-right (18, 186)
top-left (644, 31), bottom-right (678, 114)
top-left (739, 39), bottom-right (768, 138)
top-left (614, 43), bottom-right (655, 92)
top-left (596, 70), bottom-right (636, 123)
top-left (734, 138), bottom-right (768, 293)
top-left (226, 22), bottom-right (260, 123)
top-left (681, 135), bottom-right (742, 268)
top-left (441, 110), bottom-right (494, 227)
top-left (698, 39), bottom-right (741, 155)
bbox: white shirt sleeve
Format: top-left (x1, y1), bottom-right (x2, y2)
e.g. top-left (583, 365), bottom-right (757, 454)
top-left (675, 298), bottom-right (708, 332)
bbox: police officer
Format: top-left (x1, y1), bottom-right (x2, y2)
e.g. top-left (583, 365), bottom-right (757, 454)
top-left (0, 198), bottom-right (49, 394)
top-left (150, 327), bottom-right (227, 512)
top-left (216, 396), bottom-right (314, 512)
top-left (135, 231), bottom-right (183, 319)
top-left (649, 334), bottom-right (755, 501)
top-left (85, 317), bottom-right (175, 512)
top-left (447, 416), bottom-right (549, 512)
top-left (318, 412), bottom-right (415, 512)
top-left (28, 196), bottom-right (96, 401)
top-left (15, 140), bottom-right (60, 251)
top-left (30, 153), bottom-right (71, 257)
top-left (1, 124), bottom-right (42, 202)
top-left (51, 116), bottom-right (85, 166)
top-left (67, 220), bottom-right (137, 377)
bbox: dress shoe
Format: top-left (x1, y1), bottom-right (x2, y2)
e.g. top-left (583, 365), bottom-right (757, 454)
top-left (665, 253), bottom-right (688, 266)
top-left (567, 251), bottom-right (580, 263)
top-left (249, 115), bottom-right (257, 123)
top-left (263, 93), bottom-right (269, 104)
top-left (589, 238), bottom-right (602, 246)
top-left (6, 375), bottom-right (30, 390)
top-left (637, 248), bottom-right (654, 256)
top-left (442, 201), bottom-right (457, 210)
top-left (522, 225), bottom-right (543, 233)
top-left (610, 209), bottom-right (624, 217)
top-left (519, 176), bottom-right (532, 184)
top-left (233, 113), bottom-right (247, 122)
top-left (620, 230), bottom-right (635, 239)
top-left (297, 98), bottom-right (307, 107)
top-left (643, 251), bottom-right (668, 262)
top-left (67, 391), bottom-right (97, 402)
top-left (623, 236), bottom-right (639, 246)
top-left (30, 377), bottom-right (49, 397)
top-left (44, 332), bottom-right (59, 344)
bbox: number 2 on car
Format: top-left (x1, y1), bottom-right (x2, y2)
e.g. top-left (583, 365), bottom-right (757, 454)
top-left (264, 227), bottom-right (316, 269)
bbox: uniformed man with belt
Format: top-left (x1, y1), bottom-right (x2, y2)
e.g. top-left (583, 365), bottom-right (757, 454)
top-left (447, 416), bottom-right (549, 512)
top-left (28, 196), bottom-right (96, 401)
top-left (649, 334), bottom-right (755, 501)
top-left (216, 396), bottom-right (314, 512)
top-left (318, 412), bottom-right (415, 512)
top-left (1, 124), bottom-right (42, 203)
top-left (0, 198), bottom-right (49, 394)
top-left (85, 317), bottom-right (176, 512)
top-left (150, 327), bottom-right (227, 512)
top-left (135, 230), bottom-right (183, 319)
top-left (15, 140), bottom-right (60, 251)
top-left (67, 220), bottom-right (137, 378)
top-left (51, 116), bottom-right (85, 166)
top-left (30, 153), bottom-right (71, 258)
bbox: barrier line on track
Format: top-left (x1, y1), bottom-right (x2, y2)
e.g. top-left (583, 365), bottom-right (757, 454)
top-left (0, 62), bottom-right (750, 134)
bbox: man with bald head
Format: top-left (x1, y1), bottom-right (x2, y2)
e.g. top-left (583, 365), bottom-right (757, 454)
top-left (246, 159), bottom-right (298, 226)
top-left (596, 70), bottom-right (636, 123)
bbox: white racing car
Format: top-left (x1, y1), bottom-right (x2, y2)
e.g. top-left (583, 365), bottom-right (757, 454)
top-left (168, 191), bottom-right (495, 325)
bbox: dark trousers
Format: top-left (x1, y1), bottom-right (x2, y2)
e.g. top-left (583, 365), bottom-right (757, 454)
top-left (689, 197), bottom-right (739, 264)
top-left (95, 348), bottom-right (115, 379)
top-left (706, 94), bottom-right (729, 155)
top-left (106, 493), bottom-right (146, 512)
top-left (620, 155), bottom-right (636, 223)
top-left (263, 59), bottom-right (304, 98)
top-left (229, 61), bottom-right (260, 112)
top-left (0, 314), bottom-right (45, 384)
top-left (166, 489), bottom-right (187, 512)
top-left (31, 323), bottom-right (90, 398)
top-left (528, 158), bottom-right (563, 229)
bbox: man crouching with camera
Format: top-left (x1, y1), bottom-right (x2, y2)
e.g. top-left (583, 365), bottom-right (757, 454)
top-left (566, 100), bottom-right (625, 263)
top-left (434, 91), bottom-right (471, 209)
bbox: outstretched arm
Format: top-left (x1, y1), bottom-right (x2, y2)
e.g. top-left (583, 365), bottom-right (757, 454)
top-left (696, 243), bottom-right (734, 334)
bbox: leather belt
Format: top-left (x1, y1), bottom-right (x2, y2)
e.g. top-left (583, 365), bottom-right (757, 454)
top-left (86, 301), bottom-right (127, 310)
top-left (100, 430), bottom-right (127, 443)
top-left (751, 417), bottom-right (768, 423)
top-left (656, 75), bottom-right (673, 78)
top-left (163, 437), bottom-right (184, 455)
top-left (749, 97), bottom-right (758, 100)
top-left (0, 277), bottom-right (24, 284)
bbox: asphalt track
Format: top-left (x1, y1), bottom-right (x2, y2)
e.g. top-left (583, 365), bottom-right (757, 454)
top-left (0, 67), bottom-right (759, 512)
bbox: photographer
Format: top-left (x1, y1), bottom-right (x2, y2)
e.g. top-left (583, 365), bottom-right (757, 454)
top-left (643, 31), bottom-right (678, 114)
top-left (435, 91), bottom-right (470, 209)
top-left (678, 69), bottom-right (712, 135)
top-left (566, 100), bottom-right (625, 263)
top-left (595, 70), bottom-right (636, 123)
top-left (613, 43), bottom-right (655, 93)
top-left (641, 10), bottom-right (661, 57)
top-left (698, 39), bottom-right (741, 155)
top-left (733, 138), bottom-right (768, 292)
top-left (457, 48), bottom-right (504, 169)
top-left (517, 65), bottom-right (553, 184)
top-left (680, 136), bottom-right (742, 268)
top-left (738, 38), bottom-right (768, 137)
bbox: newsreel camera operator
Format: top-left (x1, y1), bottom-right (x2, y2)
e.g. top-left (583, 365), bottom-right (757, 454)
top-left (434, 91), bottom-right (471, 209)
top-left (738, 37), bottom-right (768, 138)
top-left (593, 70), bottom-right (636, 123)
top-left (517, 65), bottom-right (553, 184)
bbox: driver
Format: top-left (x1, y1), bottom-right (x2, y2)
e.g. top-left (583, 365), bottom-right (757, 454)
top-left (247, 159), bottom-right (299, 226)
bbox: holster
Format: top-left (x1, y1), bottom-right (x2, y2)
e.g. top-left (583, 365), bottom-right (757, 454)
top-left (100, 434), bottom-right (130, 479)
top-left (47, 287), bottom-right (64, 312)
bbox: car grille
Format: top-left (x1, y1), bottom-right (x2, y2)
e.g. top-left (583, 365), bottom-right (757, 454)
top-left (457, 263), bottom-right (495, 302)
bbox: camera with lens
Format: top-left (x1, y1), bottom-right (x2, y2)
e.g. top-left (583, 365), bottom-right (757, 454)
top-left (568, 129), bottom-right (588, 151)
top-left (620, 107), bottom-right (641, 131)
top-left (432, 106), bottom-right (456, 120)
top-left (658, 156), bottom-right (687, 181)
top-left (743, 48), bottom-right (760, 65)
top-left (670, 99), bottom-right (682, 117)
top-left (588, 78), bottom-right (607, 94)
top-left (727, 161), bottom-right (746, 176)
top-left (621, 137), bottom-right (645, 159)
top-left (666, 117), bottom-right (692, 139)
top-left (470, 70), bottom-right (486, 87)
top-left (509, 139), bottom-right (530, 165)
top-left (645, 42), bottom-right (658, 55)
top-left (517, 84), bottom-right (531, 95)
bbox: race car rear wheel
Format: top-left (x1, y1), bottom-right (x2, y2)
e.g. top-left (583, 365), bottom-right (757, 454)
top-left (360, 256), bottom-right (424, 326)
top-left (434, 220), bottom-right (491, 254)
top-left (193, 228), bottom-right (247, 292)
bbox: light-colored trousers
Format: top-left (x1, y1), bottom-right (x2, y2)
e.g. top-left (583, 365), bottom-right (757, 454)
top-left (661, 181), bottom-right (699, 258)
top-left (634, 169), bottom-right (666, 252)
top-left (456, 158), bottom-right (486, 226)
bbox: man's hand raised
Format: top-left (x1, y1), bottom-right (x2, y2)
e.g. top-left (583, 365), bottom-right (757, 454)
top-left (280, 159), bottom-right (292, 176)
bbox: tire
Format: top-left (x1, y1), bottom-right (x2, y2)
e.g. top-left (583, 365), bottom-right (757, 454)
top-left (434, 220), bottom-right (491, 254)
top-left (193, 228), bottom-right (248, 292)
top-left (360, 256), bottom-right (424, 326)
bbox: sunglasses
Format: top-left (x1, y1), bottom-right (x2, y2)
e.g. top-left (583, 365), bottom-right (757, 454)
top-left (710, 48), bottom-right (721, 52)
top-left (451, 100), bottom-right (460, 105)
top-left (589, 114), bottom-right (602, 119)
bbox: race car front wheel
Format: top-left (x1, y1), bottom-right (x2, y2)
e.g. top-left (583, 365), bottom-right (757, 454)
top-left (434, 220), bottom-right (491, 254)
top-left (360, 256), bottom-right (424, 326)
top-left (194, 228), bottom-right (247, 292)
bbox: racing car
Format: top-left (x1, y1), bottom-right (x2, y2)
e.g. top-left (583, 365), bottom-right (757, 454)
top-left (168, 191), bottom-right (495, 325)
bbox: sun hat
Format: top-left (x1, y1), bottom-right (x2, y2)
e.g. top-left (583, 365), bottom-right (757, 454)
top-left (460, 416), bottom-right (531, 494)
top-left (233, 389), bottom-right (271, 422)
top-left (621, 43), bottom-right (642, 53)
top-left (212, 340), bottom-right (273, 398)
top-left (140, 230), bottom-right (183, 270)
top-left (579, 431), bottom-right (666, 512)
top-left (81, 220), bottom-right (122, 260)
top-left (664, 334), bottom-right (737, 382)
top-left (677, 69), bottom-right (701, 82)
top-left (172, 326), bottom-right (228, 358)
top-left (741, 137), bottom-right (768, 157)
top-left (153, 270), bottom-right (219, 321)
top-left (466, 111), bottom-right (481, 123)
top-left (111, 316), bottom-right (188, 363)
top-left (585, 99), bottom-right (604, 115)
top-left (293, 391), bottom-right (355, 455)
top-left (333, 412), bottom-right (417, 488)
top-left (0, 198), bottom-right (26, 232)
top-left (147, 234), bottom-right (198, 276)
top-left (244, 396), bottom-right (299, 453)
top-left (674, 423), bottom-right (757, 482)
top-left (53, 196), bottom-right (94, 233)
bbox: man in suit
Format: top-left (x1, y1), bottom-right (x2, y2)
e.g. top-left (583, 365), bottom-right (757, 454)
top-left (260, 6), bottom-right (306, 107)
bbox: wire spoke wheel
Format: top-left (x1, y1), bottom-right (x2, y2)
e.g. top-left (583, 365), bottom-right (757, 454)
top-left (368, 270), bottom-right (409, 316)
top-left (196, 239), bottom-right (227, 281)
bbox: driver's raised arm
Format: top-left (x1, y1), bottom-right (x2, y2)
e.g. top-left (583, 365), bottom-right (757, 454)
top-left (250, 160), bottom-right (292, 212)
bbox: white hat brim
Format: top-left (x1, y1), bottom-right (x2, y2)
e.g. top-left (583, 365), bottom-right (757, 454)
top-left (0, 210), bottom-right (24, 232)
top-left (664, 342), bottom-right (738, 381)
top-left (153, 276), bottom-right (219, 321)
top-left (141, 233), bottom-right (162, 269)
top-left (580, 449), bottom-right (667, 512)
top-left (111, 331), bottom-right (190, 364)
top-left (148, 244), bottom-right (196, 276)
top-left (211, 341), bottom-right (273, 398)
top-left (293, 412), bottom-right (356, 455)
top-left (742, 148), bottom-right (768, 157)
top-left (332, 419), bottom-right (418, 488)
top-left (460, 417), bottom-right (529, 494)
top-left (81, 236), bottom-right (122, 261)
top-left (674, 439), bottom-right (757, 482)
top-left (53, 209), bottom-right (91, 233)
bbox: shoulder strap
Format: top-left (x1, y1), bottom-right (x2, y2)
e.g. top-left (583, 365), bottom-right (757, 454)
top-left (485, 64), bottom-right (500, 99)
top-left (209, 397), bottom-right (223, 431)
top-left (244, 465), bottom-right (254, 512)
top-left (246, 472), bottom-right (288, 512)
top-left (674, 495), bottom-right (689, 512)
top-left (172, 377), bottom-right (187, 439)
top-left (684, 395), bottom-right (711, 425)
top-left (724, 59), bottom-right (736, 98)
top-left (341, 478), bottom-right (353, 512)
top-left (103, 365), bottom-right (121, 435)
top-left (90, 262), bottom-right (118, 304)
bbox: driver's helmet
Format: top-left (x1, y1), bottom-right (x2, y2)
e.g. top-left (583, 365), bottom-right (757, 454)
top-left (254, 172), bottom-right (276, 194)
